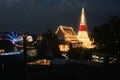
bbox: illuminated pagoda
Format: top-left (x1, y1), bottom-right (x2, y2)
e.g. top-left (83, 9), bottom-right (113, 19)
top-left (77, 7), bottom-right (94, 48)
top-left (55, 25), bottom-right (81, 52)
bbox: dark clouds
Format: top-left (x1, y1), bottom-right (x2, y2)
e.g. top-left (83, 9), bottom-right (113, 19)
top-left (0, 0), bottom-right (120, 33)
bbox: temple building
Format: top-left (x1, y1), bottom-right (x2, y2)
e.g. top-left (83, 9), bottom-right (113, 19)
top-left (56, 7), bottom-right (94, 52)
top-left (77, 7), bottom-right (94, 48)
top-left (55, 25), bottom-right (81, 52)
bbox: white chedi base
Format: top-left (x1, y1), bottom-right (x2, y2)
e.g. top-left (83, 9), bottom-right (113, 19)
top-left (77, 31), bottom-right (94, 48)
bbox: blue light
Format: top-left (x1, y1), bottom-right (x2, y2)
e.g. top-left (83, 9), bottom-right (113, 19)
top-left (0, 51), bottom-right (22, 56)
top-left (6, 32), bottom-right (21, 44)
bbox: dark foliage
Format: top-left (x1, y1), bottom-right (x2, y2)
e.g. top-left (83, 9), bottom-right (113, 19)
top-left (67, 46), bottom-right (91, 61)
top-left (36, 29), bottom-right (62, 59)
top-left (92, 16), bottom-right (120, 62)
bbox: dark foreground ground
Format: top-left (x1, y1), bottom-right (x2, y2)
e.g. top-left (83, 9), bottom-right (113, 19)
top-left (0, 61), bottom-right (120, 80)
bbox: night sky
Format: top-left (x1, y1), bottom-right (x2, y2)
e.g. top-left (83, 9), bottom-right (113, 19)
top-left (0, 0), bottom-right (120, 34)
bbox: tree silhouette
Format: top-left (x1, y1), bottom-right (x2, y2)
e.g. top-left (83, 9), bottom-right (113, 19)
top-left (37, 29), bottom-right (62, 59)
top-left (92, 16), bottom-right (120, 62)
top-left (67, 46), bottom-right (92, 61)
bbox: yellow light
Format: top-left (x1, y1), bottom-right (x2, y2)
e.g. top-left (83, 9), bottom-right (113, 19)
top-left (0, 49), bottom-right (4, 53)
top-left (59, 45), bottom-right (69, 52)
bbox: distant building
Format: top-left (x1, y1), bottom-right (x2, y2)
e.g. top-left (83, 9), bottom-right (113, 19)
top-left (77, 7), bottom-right (94, 48)
top-left (55, 25), bottom-right (81, 52)
top-left (56, 7), bottom-right (95, 51)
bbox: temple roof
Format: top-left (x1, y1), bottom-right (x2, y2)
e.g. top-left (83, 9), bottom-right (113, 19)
top-left (55, 25), bottom-right (79, 43)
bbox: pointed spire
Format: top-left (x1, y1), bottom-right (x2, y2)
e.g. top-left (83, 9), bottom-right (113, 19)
top-left (77, 6), bottom-right (94, 48)
top-left (79, 6), bottom-right (86, 31)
